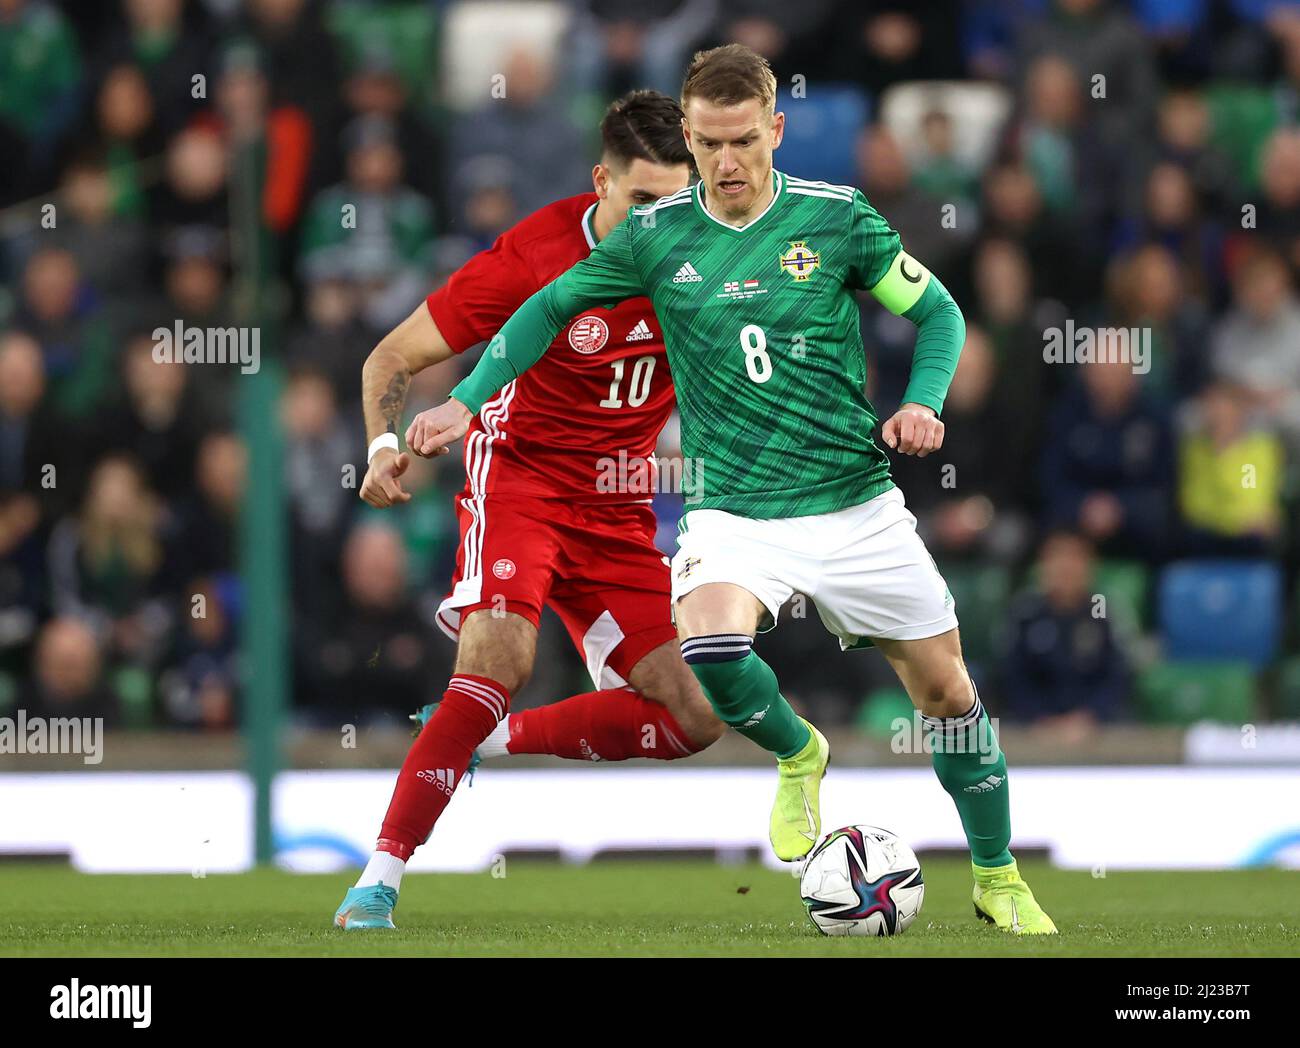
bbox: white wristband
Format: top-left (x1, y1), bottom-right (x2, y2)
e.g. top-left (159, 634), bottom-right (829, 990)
top-left (367, 432), bottom-right (399, 464)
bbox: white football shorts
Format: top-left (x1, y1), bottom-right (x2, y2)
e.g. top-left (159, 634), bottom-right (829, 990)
top-left (670, 486), bottom-right (958, 650)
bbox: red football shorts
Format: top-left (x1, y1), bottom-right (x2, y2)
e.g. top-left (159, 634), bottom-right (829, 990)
top-left (435, 494), bottom-right (677, 687)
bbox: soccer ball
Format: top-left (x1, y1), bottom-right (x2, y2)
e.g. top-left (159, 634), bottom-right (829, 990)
top-left (799, 825), bottom-right (925, 936)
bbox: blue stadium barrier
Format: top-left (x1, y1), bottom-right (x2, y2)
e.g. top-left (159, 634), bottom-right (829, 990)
top-left (1158, 560), bottom-right (1283, 668)
top-left (773, 83), bottom-right (870, 189)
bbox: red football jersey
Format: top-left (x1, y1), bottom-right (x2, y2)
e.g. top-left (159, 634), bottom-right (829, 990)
top-left (426, 194), bottom-right (673, 504)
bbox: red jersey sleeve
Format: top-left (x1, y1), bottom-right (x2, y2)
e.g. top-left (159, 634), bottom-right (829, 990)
top-left (425, 233), bottom-right (538, 353)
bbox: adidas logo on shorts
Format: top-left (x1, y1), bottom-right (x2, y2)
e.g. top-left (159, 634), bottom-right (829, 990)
top-left (672, 261), bottom-right (703, 283)
top-left (626, 318), bottom-right (654, 341)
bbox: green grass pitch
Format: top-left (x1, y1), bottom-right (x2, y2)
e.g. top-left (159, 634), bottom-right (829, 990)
top-left (1, 859), bottom-right (1295, 957)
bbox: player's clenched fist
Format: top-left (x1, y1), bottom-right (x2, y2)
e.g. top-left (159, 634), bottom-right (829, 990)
top-left (882, 403), bottom-right (944, 458)
top-left (405, 397), bottom-right (472, 457)
top-left (360, 448), bottom-right (413, 507)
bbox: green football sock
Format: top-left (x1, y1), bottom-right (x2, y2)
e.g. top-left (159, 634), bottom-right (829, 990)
top-left (925, 689), bottom-right (1014, 868)
top-left (681, 635), bottom-right (810, 758)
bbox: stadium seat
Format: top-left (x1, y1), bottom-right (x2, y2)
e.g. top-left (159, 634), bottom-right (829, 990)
top-left (1228, 0), bottom-right (1291, 23)
top-left (1132, 0), bottom-right (1208, 32)
top-left (438, 1), bottom-right (572, 113)
top-left (773, 83), bottom-right (869, 188)
top-left (111, 666), bottom-right (155, 729)
top-left (877, 81), bottom-right (1013, 174)
top-left (1205, 85), bottom-right (1279, 187)
top-left (856, 686), bottom-right (914, 739)
top-left (326, 1), bottom-right (439, 97)
top-left (1277, 657), bottom-right (1300, 721)
top-left (1137, 661), bottom-right (1257, 725)
top-left (939, 562), bottom-right (1010, 666)
top-left (1158, 560), bottom-right (1283, 668)
top-left (1093, 559), bottom-right (1150, 632)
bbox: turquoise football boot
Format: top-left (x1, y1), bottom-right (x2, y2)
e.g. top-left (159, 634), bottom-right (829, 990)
top-left (410, 703), bottom-right (482, 784)
top-left (334, 881), bottom-right (398, 930)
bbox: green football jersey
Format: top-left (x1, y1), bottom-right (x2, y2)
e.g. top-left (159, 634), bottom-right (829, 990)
top-left (568, 171), bottom-right (914, 518)
top-left (455, 170), bottom-right (957, 520)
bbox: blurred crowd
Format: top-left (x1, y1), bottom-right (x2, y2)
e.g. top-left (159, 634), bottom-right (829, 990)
top-left (1, 0), bottom-right (1299, 737)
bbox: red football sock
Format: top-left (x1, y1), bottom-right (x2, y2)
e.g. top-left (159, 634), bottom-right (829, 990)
top-left (507, 689), bottom-right (703, 761)
top-left (376, 674), bottom-right (510, 859)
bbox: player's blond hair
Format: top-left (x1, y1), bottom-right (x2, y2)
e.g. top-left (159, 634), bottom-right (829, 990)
top-left (681, 44), bottom-right (777, 115)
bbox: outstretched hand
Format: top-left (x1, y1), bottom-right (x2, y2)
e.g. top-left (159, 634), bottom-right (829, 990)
top-left (405, 398), bottom-right (472, 457)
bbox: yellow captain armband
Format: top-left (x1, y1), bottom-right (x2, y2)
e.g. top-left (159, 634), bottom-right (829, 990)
top-left (870, 250), bottom-right (932, 316)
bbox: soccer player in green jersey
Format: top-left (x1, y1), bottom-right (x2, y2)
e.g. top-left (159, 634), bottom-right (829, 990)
top-left (410, 44), bottom-right (1056, 932)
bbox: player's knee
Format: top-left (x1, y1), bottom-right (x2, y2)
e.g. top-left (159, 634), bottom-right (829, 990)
top-left (630, 646), bottom-right (725, 747)
top-left (457, 656), bottom-right (531, 695)
top-left (456, 611), bottom-right (536, 694)
top-left (692, 711), bottom-right (726, 747)
top-left (652, 681), bottom-right (725, 747)
top-left (913, 666), bottom-right (975, 720)
top-left (670, 696), bottom-right (725, 748)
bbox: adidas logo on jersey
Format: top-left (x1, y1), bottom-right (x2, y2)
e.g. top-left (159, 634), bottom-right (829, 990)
top-left (626, 318), bottom-right (653, 341)
top-left (672, 261), bottom-right (703, 283)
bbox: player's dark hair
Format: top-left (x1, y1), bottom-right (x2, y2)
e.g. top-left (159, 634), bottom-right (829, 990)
top-left (600, 90), bottom-right (693, 171)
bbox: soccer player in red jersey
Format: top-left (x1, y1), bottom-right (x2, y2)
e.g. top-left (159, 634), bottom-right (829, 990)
top-left (335, 92), bottom-right (724, 929)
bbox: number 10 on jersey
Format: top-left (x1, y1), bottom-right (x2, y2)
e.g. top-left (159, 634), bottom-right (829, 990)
top-left (599, 355), bottom-right (657, 409)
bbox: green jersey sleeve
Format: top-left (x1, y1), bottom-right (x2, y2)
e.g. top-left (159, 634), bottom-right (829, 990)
top-left (844, 190), bottom-right (966, 415)
top-left (450, 218), bottom-right (646, 413)
top-left (898, 276), bottom-right (966, 415)
top-left (846, 190), bottom-right (904, 292)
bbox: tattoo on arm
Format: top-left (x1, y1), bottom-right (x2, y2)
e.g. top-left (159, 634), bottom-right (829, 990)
top-left (379, 370), bottom-right (410, 434)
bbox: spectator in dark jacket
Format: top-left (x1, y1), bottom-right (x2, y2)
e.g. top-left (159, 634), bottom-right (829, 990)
top-left (1001, 530), bottom-right (1130, 734)
top-left (1041, 358), bottom-right (1175, 559)
top-left (13, 247), bottom-right (116, 425)
top-left (891, 325), bottom-right (1033, 562)
top-left (20, 616), bottom-right (120, 727)
top-left (0, 331), bottom-right (62, 505)
top-left (92, 334), bottom-right (209, 501)
top-left (296, 523), bottom-right (450, 725)
top-left (158, 575), bottom-right (238, 731)
top-left (95, 0), bottom-right (212, 136)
